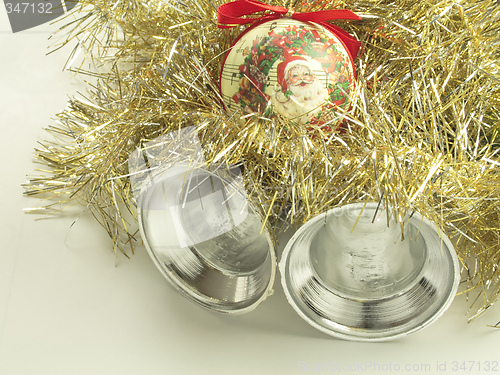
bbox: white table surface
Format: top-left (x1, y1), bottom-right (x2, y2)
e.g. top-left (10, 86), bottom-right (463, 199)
top-left (1, 7), bottom-right (499, 375)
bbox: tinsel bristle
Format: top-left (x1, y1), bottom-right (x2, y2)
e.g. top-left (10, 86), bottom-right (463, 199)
top-left (24, 0), bottom-right (500, 321)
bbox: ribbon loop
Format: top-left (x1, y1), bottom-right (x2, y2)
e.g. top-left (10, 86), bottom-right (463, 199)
top-left (217, 0), bottom-right (361, 28)
top-left (217, 0), bottom-right (362, 59)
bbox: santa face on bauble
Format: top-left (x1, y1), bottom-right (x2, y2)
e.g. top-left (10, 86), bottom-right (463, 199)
top-left (271, 56), bottom-right (328, 124)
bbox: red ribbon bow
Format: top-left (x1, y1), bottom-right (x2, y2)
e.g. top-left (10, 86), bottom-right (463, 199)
top-left (217, 0), bottom-right (362, 59)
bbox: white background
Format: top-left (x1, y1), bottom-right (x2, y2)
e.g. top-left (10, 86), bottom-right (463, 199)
top-left (1, 7), bottom-right (499, 375)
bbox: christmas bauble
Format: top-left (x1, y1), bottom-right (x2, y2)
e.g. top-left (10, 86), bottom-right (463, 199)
top-left (220, 19), bottom-right (357, 126)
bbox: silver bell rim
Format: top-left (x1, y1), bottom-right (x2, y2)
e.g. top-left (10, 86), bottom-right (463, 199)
top-left (279, 202), bottom-right (460, 341)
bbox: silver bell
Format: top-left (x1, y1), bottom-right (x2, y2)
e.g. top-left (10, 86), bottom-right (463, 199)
top-left (280, 202), bottom-right (460, 341)
top-left (137, 164), bottom-right (276, 314)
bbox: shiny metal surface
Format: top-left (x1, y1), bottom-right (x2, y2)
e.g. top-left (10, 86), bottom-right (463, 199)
top-left (138, 165), bottom-right (276, 314)
top-left (280, 202), bottom-right (460, 341)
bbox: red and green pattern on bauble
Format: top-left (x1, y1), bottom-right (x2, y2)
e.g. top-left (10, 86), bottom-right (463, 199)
top-left (220, 19), bottom-right (356, 127)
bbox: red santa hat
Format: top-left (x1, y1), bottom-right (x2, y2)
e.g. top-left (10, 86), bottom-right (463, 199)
top-left (276, 55), bottom-right (308, 92)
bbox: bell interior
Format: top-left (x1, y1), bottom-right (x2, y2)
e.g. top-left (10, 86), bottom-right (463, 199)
top-left (138, 166), bottom-right (275, 313)
top-left (281, 202), bottom-right (459, 341)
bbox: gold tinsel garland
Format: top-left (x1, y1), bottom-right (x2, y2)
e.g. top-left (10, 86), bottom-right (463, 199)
top-left (24, 0), bottom-right (500, 322)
